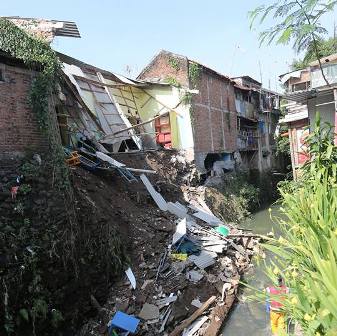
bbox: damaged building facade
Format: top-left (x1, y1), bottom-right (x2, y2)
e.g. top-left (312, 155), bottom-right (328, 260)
top-left (279, 53), bottom-right (337, 178)
top-left (0, 19), bottom-right (282, 177)
top-left (138, 50), bottom-right (282, 174)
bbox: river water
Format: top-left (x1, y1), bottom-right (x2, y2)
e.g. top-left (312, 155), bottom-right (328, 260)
top-left (222, 205), bottom-right (281, 336)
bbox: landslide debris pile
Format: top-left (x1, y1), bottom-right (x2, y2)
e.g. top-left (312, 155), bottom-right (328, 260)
top-left (1, 150), bottom-right (261, 336)
top-left (78, 150), bottom-right (261, 336)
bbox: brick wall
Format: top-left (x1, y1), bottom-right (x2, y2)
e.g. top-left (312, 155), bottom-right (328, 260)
top-left (191, 68), bottom-right (237, 154)
top-left (0, 62), bottom-right (48, 158)
top-left (138, 51), bottom-right (238, 159)
top-left (138, 51), bottom-right (189, 87)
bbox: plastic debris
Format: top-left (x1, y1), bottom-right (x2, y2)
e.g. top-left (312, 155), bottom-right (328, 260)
top-left (108, 311), bottom-right (140, 333)
top-left (170, 253), bottom-right (188, 261)
top-left (215, 225), bottom-right (230, 236)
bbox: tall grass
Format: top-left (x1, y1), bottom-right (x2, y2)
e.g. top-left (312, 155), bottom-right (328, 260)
top-left (251, 116), bottom-right (337, 335)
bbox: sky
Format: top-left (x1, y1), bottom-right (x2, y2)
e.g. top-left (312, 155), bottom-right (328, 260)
top-left (2, 0), bottom-right (336, 92)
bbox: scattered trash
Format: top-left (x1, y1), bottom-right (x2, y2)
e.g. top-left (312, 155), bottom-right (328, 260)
top-left (11, 186), bottom-right (19, 200)
top-left (175, 237), bottom-right (200, 255)
top-left (159, 307), bottom-right (172, 332)
top-left (125, 267), bottom-right (136, 290)
top-left (170, 253), bottom-right (188, 261)
top-left (182, 316), bottom-right (208, 336)
top-left (138, 303), bottom-right (160, 320)
top-left (191, 298), bottom-right (203, 308)
top-left (215, 225), bottom-right (230, 236)
top-left (156, 295), bottom-right (177, 308)
top-left (108, 311), bottom-right (140, 334)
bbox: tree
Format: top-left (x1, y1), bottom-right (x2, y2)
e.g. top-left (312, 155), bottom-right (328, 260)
top-left (249, 0), bottom-right (337, 85)
top-left (291, 37), bottom-right (337, 70)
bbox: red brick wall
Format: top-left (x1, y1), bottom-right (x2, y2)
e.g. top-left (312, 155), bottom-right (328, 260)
top-left (191, 69), bottom-right (237, 154)
top-left (138, 51), bottom-right (189, 87)
top-left (138, 51), bottom-right (238, 155)
top-left (0, 63), bottom-right (48, 157)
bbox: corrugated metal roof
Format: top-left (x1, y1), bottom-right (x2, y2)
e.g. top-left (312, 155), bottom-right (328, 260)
top-left (1, 17), bottom-right (81, 38)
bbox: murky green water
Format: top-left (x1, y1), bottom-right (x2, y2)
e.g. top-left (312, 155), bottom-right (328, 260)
top-left (222, 205), bottom-right (281, 336)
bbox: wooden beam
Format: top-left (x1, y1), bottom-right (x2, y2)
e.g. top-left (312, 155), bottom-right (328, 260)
top-left (101, 111), bottom-right (169, 139)
top-left (168, 296), bottom-right (216, 336)
top-left (74, 74), bottom-right (128, 89)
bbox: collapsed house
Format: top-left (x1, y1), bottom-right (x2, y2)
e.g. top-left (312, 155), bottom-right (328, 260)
top-left (279, 53), bottom-right (337, 178)
top-left (1, 17), bottom-right (282, 177)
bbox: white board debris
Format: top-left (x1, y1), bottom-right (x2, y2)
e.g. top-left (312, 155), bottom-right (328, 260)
top-left (172, 218), bottom-right (187, 245)
top-left (125, 267), bottom-right (136, 289)
top-left (156, 295), bottom-right (177, 308)
top-left (192, 210), bottom-right (223, 226)
top-left (168, 202), bottom-right (188, 218)
top-left (96, 151), bottom-right (126, 168)
top-left (182, 316), bottom-right (208, 336)
top-left (140, 174), bottom-right (168, 211)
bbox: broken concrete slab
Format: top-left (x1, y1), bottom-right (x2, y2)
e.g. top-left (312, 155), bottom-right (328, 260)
top-left (138, 303), bottom-right (160, 320)
top-left (140, 174), bottom-right (168, 211)
top-left (186, 270), bottom-right (204, 283)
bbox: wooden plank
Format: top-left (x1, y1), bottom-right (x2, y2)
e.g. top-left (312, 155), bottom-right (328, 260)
top-left (74, 74), bottom-right (127, 89)
top-left (168, 296), bottom-right (216, 336)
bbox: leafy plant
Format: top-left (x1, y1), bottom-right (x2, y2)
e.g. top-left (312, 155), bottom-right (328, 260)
top-left (248, 118), bottom-right (337, 335)
top-left (249, 0), bottom-right (337, 85)
top-left (291, 37), bottom-right (337, 70)
top-left (188, 62), bottom-right (202, 88)
top-left (168, 56), bottom-right (181, 71)
top-left (165, 76), bottom-right (181, 87)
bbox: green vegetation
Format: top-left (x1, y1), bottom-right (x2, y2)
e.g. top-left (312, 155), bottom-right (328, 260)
top-left (206, 173), bottom-right (260, 223)
top-left (250, 116), bottom-right (337, 335)
top-left (188, 62), bottom-right (202, 88)
top-left (291, 37), bottom-right (337, 70)
top-left (164, 76), bottom-right (181, 87)
top-left (249, 0), bottom-right (337, 85)
top-left (168, 56), bottom-right (181, 71)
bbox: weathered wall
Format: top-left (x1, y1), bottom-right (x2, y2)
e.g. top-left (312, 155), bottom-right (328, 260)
top-left (138, 51), bottom-right (189, 87)
top-left (192, 69), bottom-right (237, 155)
top-left (0, 62), bottom-right (48, 158)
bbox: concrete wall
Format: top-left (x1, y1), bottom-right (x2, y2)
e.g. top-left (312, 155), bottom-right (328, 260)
top-left (307, 92), bottom-right (335, 128)
top-left (0, 62), bottom-right (48, 158)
